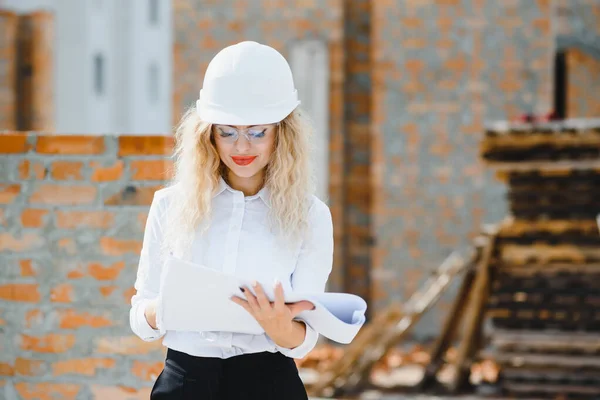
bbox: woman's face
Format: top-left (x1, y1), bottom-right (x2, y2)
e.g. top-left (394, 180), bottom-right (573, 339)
top-left (213, 124), bottom-right (277, 180)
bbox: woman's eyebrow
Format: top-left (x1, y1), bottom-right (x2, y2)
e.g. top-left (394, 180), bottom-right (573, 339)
top-left (223, 125), bottom-right (262, 128)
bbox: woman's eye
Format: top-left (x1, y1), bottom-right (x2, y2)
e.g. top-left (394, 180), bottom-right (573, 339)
top-left (218, 129), bottom-right (235, 137)
top-left (249, 129), bottom-right (266, 138)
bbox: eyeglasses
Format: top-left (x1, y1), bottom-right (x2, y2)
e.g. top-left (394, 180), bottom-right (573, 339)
top-left (214, 124), bottom-right (276, 144)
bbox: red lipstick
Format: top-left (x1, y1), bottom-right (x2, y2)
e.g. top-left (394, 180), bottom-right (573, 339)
top-left (231, 156), bottom-right (257, 166)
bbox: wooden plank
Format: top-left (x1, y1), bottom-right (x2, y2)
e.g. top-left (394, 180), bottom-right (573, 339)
top-left (447, 232), bottom-right (497, 392)
top-left (499, 244), bottom-right (600, 264)
top-left (482, 352), bottom-right (600, 368)
top-left (483, 118), bottom-right (600, 136)
top-left (491, 330), bottom-right (600, 353)
top-left (416, 237), bottom-right (488, 391)
top-left (342, 250), bottom-right (473, 394)
top-left (503, 382), bottom-right (600, 396)
top-left (416, 263), bottom-right (477, 390)
top-left (498, 217), bottom-right (599, 236)
top-left (482, 132), bottom-right (600, 150)
top-left (483, 159), bottom-right (600, 173)
top-left (494, 263), bottom-right (600, 275)
top-left (307, 303), bottom-right (403, 397)
top-left (311, 250), bottom-right (473, 397)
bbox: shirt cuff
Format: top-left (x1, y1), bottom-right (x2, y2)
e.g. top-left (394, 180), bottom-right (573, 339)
top-left (132, 300), bottom-right (162, 341)
top-left (275, 321), bottom-right (319, 359)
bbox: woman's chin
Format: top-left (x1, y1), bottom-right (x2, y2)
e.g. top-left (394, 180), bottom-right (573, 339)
top-left (228, 164), bottom-right (261, 179)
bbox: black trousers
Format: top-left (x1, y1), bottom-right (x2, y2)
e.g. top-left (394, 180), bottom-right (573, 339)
top-left (150, 348), bottom-right (309, 399)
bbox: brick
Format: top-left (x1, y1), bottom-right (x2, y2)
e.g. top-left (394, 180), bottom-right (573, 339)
top-left (123, 286), bottom-right (136, 304)
top-left (58, 309), bottom-right (113, 329)
top-left (20, 333), bottom-right (76, 353)
top-left (55, 210), bottom-right (114, 229)
top-left (0, 133), bottom-right (30, 153)
top-left (99, 238), bottom-right (142, 256)
top-left (30, 184), bottom-right (97, 205)
top-left (57, 237), bottom-right (77, 254)
top-left (53, 358), bottom-right (115, 376)
top-left (88, 261), bottom-right (126, 280)
top-left (20, 208), bottom-right (49, 228)
top-left (90, 160), bottom-right (125, 182)
top-left (25, 309), bottom-right (43, 329)
top-left (0, 209), bottom-right (5, 226)
top-left (130, 159), bottom-right (173, 180)
top-left (51, 160), bottom-right (84, 180)
top-left (131, 360), bottom-right (163, 381)
top-left (137, 211), bottom-right (149, 231)
top-left (104, 185), bottom-right (161, 206)
top-left (50, 283), bottom-right (73, 303)
top-left (67, 268), bottom-right (85, 279)
top-left (14, 358), bottom-right (45, 376)
top-left (118, 136), bottom-right (174, 156)
top-left (90, 385), bottom-right (151, 400)
top-left (18, 160), bottom-right (46, 180)
top-left (36, 135), bottom-right (105, 154)
top-left (0, 184), bottom-right (20, 204)
top-left (96, 336), bottom-right (163, 355)
top-left (0, 232), bottom-right (44, 252)
top-left (14, 382), bottom-right (80, 400)
top-left (0, 284), bottom-right (40, 302)
top-left (99, 286), bottom-right (117, 297)
top-left (0, 362), bottom-right (14, 376)
top-left (20, 260), bottom-right (37, 277)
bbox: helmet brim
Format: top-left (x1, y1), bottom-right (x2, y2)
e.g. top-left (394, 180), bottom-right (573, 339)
top-left (196, 99), bottom-right (300, 126)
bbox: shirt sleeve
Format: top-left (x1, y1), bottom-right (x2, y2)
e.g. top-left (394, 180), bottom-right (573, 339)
top-left (129, 192), bottom-right (167, 342)
top-left (275, 199), bottom-right (334, 359)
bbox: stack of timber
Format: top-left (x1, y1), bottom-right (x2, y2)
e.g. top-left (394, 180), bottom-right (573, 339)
top-left (307, 249), bottom-right (480, 398)
top-left (480, 117), bottom-right (600, 399)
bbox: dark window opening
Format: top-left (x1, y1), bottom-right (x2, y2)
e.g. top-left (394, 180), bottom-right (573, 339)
top-left (554, 51), bottom-right (567, 119)
top-left (149, 0), bottom-right (159, 25)
top-left (94, 53), bottom-right (105, 96)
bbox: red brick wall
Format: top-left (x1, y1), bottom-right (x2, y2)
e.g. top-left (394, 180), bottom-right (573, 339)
top-left (567, 47), bottom-right (600, 118)
top-left (556, 0), bottom-right (600, 38)
top-left (370, 0), bottom-right (554, 335)
top-left (0, 132), bottom-right (172, 397)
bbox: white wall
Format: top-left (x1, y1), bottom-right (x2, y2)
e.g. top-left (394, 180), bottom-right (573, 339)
top-left (120, 0), bottom-right (173, 134)
top-left (290, 40), bottom-right (331, 203)
top-left (0, 0), bottom-right (173, 134)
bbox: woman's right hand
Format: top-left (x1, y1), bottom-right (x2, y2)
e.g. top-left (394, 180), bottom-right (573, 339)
top-left (144, 300), bottom-right (158, 330)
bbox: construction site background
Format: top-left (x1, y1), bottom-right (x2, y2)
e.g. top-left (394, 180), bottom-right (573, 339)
top-left (0, 0), bottom-right (599, 399)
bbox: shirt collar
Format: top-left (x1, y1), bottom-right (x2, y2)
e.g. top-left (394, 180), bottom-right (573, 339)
top-left (215, 176), bottom-right (272, 208)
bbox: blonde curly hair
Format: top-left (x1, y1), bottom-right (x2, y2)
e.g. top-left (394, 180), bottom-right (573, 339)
top-left (164, 106), bottom-right (314, 256)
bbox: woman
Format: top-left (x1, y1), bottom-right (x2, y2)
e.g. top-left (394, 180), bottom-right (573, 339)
top-left (129, 41), bottom-right (333, 399)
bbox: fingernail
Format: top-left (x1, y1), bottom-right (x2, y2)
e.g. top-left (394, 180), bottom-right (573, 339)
top-left (252, 280), bottom-right (257, 287)
top-left (239, 287), bottom-right (245, 292)
top-left (273, 278), bottom-right (280, 287)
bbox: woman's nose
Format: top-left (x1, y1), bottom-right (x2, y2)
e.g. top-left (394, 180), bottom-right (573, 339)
top-left (234, 134), bottom-right (251, 152)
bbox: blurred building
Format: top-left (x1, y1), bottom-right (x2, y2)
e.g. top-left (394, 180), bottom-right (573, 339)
top-left (0, 0), bottom-right (173, 134)
top-left (0, 4), bottom-right (600, 397)
top-left (0, 0), bottom-right (599, 398)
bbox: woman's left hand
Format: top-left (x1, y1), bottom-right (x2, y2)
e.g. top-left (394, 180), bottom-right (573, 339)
top-left (230, 280), bottom-right (314, 347)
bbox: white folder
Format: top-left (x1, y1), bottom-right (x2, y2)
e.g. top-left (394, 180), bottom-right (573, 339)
top-left (157, 256), bottom-right (367, 344)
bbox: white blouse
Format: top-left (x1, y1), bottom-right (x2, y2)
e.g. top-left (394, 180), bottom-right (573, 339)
top-left (129, 178), bottom-right (334, 359)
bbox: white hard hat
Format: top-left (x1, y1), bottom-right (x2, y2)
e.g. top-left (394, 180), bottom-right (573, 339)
top-left (196, 41), bottom-right (301, 125)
